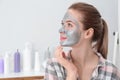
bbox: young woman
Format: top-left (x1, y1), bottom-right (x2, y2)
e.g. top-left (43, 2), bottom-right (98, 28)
top-left (45, 2), bottom-right (120, 80)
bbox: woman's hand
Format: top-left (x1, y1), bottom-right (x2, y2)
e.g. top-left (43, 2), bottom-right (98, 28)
top-left (55, 46), bottom-right (78, 80)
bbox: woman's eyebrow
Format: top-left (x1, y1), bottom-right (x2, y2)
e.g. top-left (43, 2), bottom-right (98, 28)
top-left (63, 20), bottom-right (73, 23)
top-left (61, 20), bottom-right (75, 24)
top-left (66, 20), bottom-right (73, 23)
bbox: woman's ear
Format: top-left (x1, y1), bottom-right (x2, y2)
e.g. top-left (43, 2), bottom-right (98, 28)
top-left (84, 28), bottom-right (94, 39)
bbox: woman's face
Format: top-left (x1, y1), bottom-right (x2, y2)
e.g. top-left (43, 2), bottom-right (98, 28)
top-left (59, 10), bottom-right (83, 47)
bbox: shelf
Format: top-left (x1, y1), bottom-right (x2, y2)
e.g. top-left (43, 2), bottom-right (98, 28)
top-left (0, 71), bottom-right (44, 78)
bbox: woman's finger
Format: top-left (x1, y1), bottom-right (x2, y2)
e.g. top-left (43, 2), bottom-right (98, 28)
top-left (55, 46), bottom-right (63, 57)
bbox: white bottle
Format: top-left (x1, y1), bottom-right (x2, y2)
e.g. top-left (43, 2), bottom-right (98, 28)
top-left (34, 51), bottom-right (40, 72)
top-left (4, 53), bottom-right (10, 74)
top-left (23, 42), bottom-right (33, 72)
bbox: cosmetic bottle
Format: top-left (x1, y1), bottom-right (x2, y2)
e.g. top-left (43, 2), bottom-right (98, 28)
top-left (4, 53), bottom-right (10, 74)
top-left (34, 51), bottom-right (40, 72)
top-left (23, 42), bottom-right (33, 72)
top-left (0, 58), bottom-right (4, 74)
top-left (14, 49), bottom-right (20, 72)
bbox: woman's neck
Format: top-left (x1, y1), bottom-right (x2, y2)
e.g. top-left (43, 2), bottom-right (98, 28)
top-left (71, 43), bottom-right (98, 68)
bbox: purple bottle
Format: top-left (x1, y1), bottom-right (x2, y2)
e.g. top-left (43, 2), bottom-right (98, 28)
top-left (14, 49), bottom-right (20, 72)
top-left (0, 58), bottom-right (4, 73)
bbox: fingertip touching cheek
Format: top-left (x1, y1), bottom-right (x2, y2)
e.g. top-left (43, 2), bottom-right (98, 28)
top-left (59, 12), bottom-right (81, 47)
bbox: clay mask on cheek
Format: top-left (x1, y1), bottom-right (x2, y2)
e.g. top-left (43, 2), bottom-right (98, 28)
top-left (59, 12), bottom-right (81, 47)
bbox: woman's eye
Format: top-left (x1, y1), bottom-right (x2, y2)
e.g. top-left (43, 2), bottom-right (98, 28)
top-left (67, 23), bottom-right (72, 27)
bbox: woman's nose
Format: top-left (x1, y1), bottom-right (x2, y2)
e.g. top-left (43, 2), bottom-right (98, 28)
top-left (59, 27), bottom-right (65, 33)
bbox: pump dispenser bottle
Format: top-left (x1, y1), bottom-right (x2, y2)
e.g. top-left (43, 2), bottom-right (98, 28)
top-left (23, 42), bottom-right (33, 72)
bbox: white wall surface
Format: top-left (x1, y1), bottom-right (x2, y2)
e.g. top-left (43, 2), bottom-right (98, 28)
top-left (0, 0), bottom-right (119, 68)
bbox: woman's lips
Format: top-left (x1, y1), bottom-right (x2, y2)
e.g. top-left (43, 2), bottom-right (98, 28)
top-left (60, 36), bottom-right (67, 41)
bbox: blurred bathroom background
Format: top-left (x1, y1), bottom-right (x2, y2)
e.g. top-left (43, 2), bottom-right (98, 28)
top-left (0, 0), bottom-right (119, 71)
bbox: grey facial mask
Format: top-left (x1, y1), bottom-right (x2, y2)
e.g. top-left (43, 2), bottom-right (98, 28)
top-left (59, 12), bottom-right (81, 47)
top-left (62, 12), bottom-right (80, 26)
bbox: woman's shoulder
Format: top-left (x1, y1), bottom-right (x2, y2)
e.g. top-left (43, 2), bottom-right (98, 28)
top-left (100, 56), bottom-right (119, 70)
top-left (104, 59), bottom-right (120, 72)
top-left (99, 57), bottom-right (120, 79)
top-left (97, 52), bottom-right (119, 71)
top-left (95, 52), bottom-right (120, 79)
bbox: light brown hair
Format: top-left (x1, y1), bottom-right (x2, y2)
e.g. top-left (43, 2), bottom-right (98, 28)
top-left (69, 2), bottom-right (108, 59)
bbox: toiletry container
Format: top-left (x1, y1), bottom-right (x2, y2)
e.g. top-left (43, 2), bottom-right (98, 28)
top-left (34, 51), bottom-right (40, 72)
top-left (0, 58), bottom-right (4, 74)
top-left (14, 50), bottom-right (20, 72)
top-left (4, 53), bottom-right (10, 74)
top-left (23, 42), bottom-right (33, 72)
